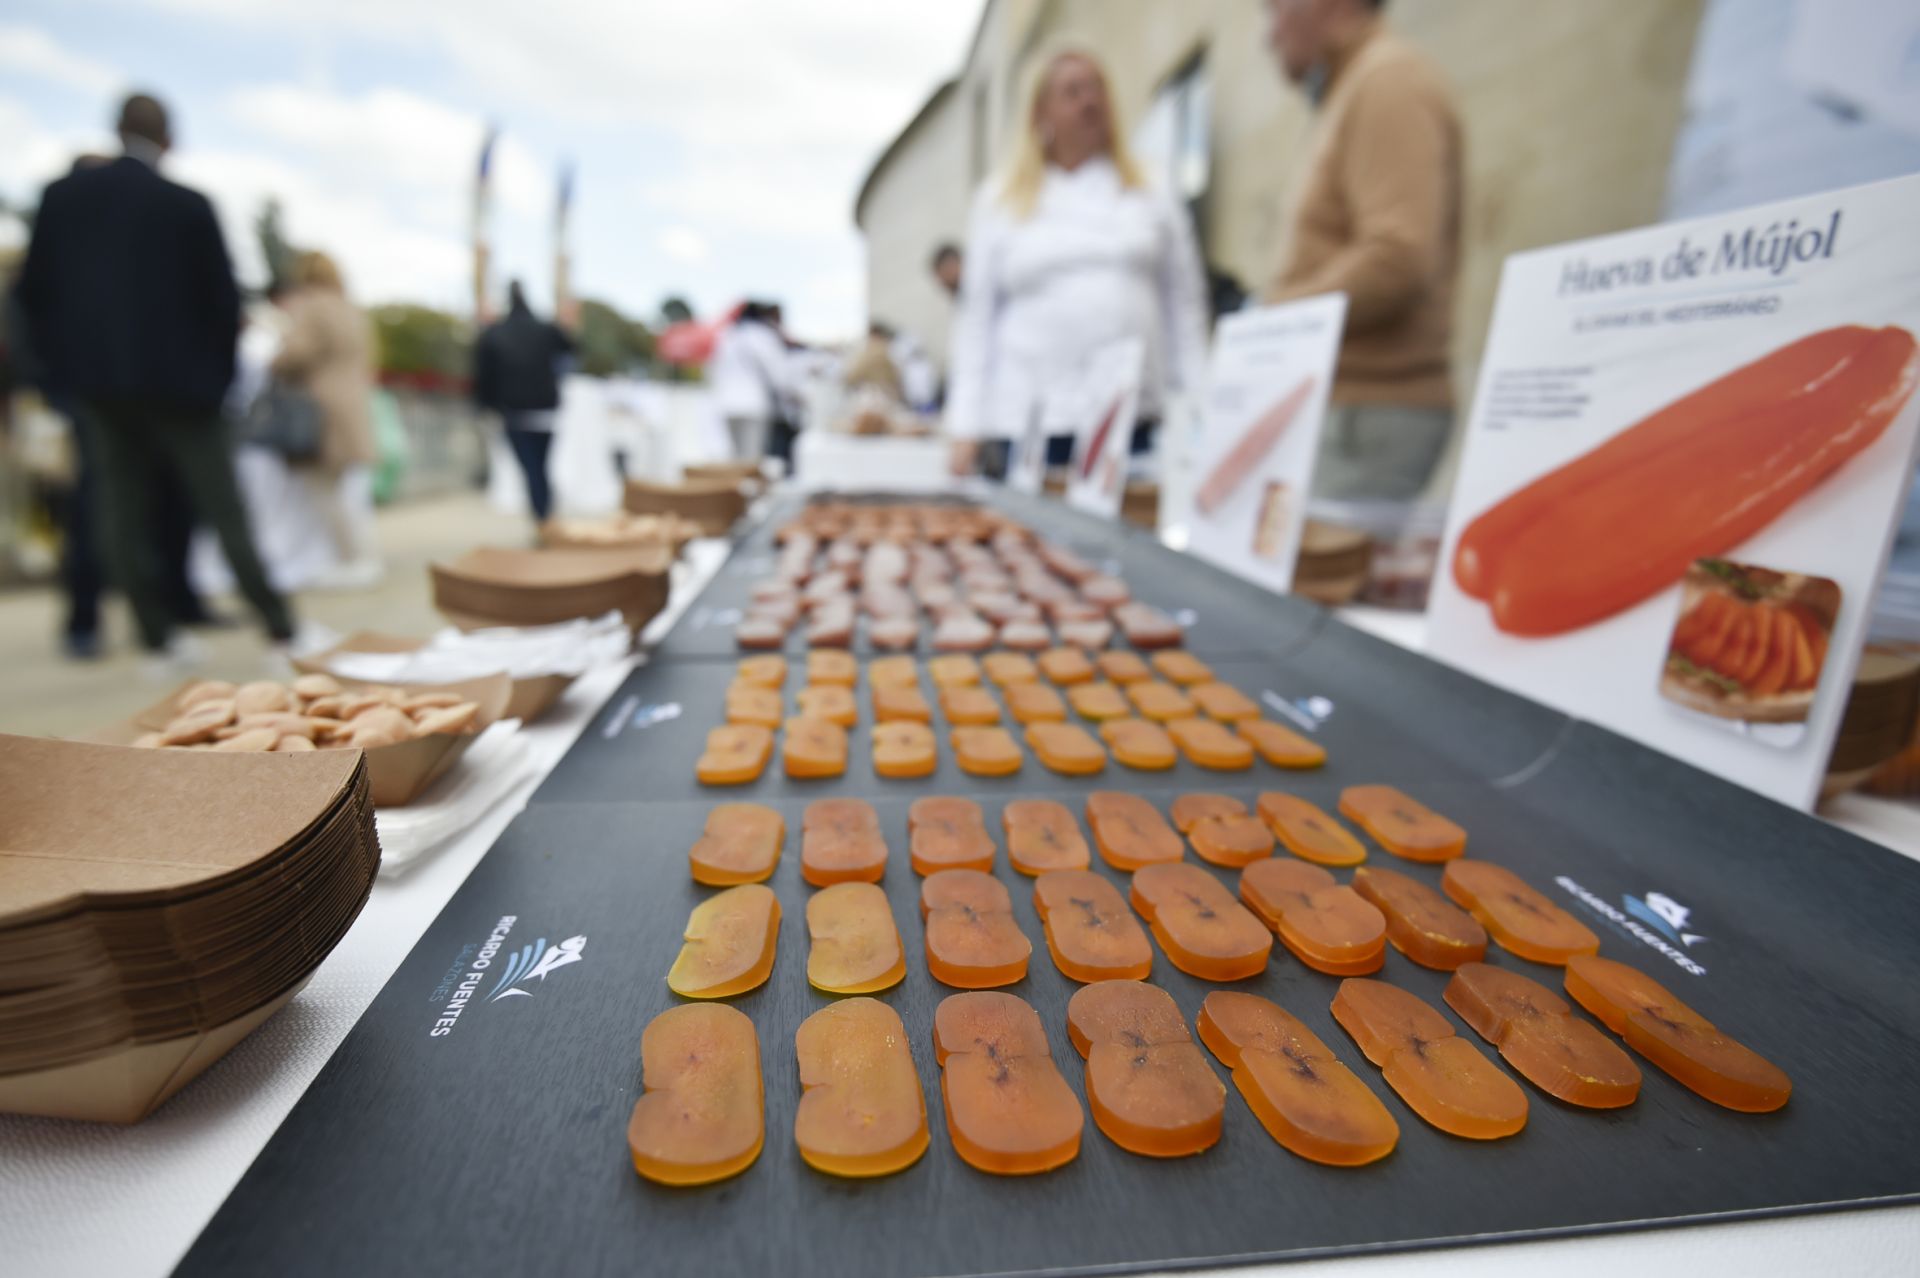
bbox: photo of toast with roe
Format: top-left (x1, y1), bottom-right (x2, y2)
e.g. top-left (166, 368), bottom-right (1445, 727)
top-left (1452, 325), bottom-right (1920, 637)
top-left (1660, 560), bottom-right (1840, 727)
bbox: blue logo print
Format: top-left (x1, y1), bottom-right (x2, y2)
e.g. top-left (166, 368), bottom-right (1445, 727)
top-left (1622, 893), bottom-right (1705, 949)
top-left (486, 935), bottom-right (588, 1001)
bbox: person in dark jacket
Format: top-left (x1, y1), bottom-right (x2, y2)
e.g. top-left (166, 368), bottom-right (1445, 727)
top-left (473, 280), bottom-right (574, 522)
top-left (16, 93), bottom-right (294, 672)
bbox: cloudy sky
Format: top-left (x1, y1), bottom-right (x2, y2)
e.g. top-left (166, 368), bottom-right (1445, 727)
top-left (0, 0), bottom-right (980, 340)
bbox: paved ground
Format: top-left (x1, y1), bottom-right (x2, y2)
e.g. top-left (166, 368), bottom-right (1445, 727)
top-left (0, 491), bottom-right (528, 738)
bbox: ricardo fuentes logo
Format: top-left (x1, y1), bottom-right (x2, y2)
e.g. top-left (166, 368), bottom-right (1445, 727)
top-left (428, 915), bottom-right (588, 1038)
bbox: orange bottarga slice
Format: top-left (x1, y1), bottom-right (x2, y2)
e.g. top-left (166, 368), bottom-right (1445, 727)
top-left (1085, 791), bottom-right (1184, 870)
top-left (872, 720), bottom-right (937, 779)
top-left (1350, 865), bottom-right (1487, 970)
top-left (725, 684), bottom-right (784, 729)
top-left (806, 882), bottom-right (906, 993)
top-left (866, 655), bottom-right (918, 689)
top-left (1066, 980), bottom-right (1224, 1158)
top-left (1564, 955), bottom-right (1790, 1112)
top-left (807, 650), bottom-right (858, 686)
top-left (1002, 799), bottom-right (1092, 875)
top-left (1240, 860), bottom-right (1387, 975)
top-left (1167, 718), bottom-right (1254, 770)
top-left (982, 652), bottom-right (1040, 686)
top-left (873, 683), bottom-right (932, 723)
top-left (689, 803), bottom-right (784, 885)
top-left (940, 684), bottom-right (1001, 725)
top-left (1033, 869), bottom-right (1154, 982)
top-left (1097, 651), bottom-right (1152, 684)
top-left (1339, 785), bottom-right (1467, 862)
top-left (1151, 651), bottom-right (1214, 685)
top-left (796, 684), bottom-right (858, 727)
top-left (1444, 963), bottom-right (1641, 1109)
top-left (794, 998), bottom-right (928, 1177)
top-left (921, 869), bottom-right (1032, 988)
top-left (667, 884), bottom-right (781, 998)
top-left (1441, 859), bottom-right (1599, 965)
top-left (1128, 681), bottom-right (1196, 721)
top-left (697, 724), bottom-right (774, 785)
top-left (734, 655), bottom-right (788, 689)
top-left (1237, 720), bottom-right (1327, 770)
top-left (628, 1003), bottom-right (764, 1185)
top-left (1099, 717), bottom-right (1177, 770)
top-left (1171, 794), bottom-right (1273, 867)
top-left (1258, 793), bottom-right (1366, 866)
top-left (909, 796), bottom-right (996, 874)
top-left (1067, 681), bottom-right (1131, 721)
top-left (951, 725), bottom-right (1023, 776)
top-left (1025, 722), bottom-right (1107, 775)
top-left (933, 992), bottom-right (1084, 1175)
top-left (1170, 793), bottom-right (1242, 832)
top-left (1038, 646), bottom-right (1096, 685)
top-left (801, 798), bottom-right (887, 886)
top-left (1006, 681), bottom-right (1068, 724)
top-left (1189, 682), bottom-right (1260, 721)
top-left (1128, 863), bottom-right (1272, 981)
top-left (1331, 978), bottom-right (1528, 1139)
top-left (783, 717), bottom-right (848, 779)
top-left (927, 654), bottom-right (981, 687)
top-left (1196, 990), bottom-right (1398, 1167)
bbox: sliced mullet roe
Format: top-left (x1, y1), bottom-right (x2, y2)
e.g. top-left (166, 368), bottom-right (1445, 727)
top-left (1033, 869), bottom-right (1153, 982)
top-left (928, 654), bottom-right (982, 687)
top-left (1066, 980), bottom-right (1224, 1157)
top-left (1237, 720), bottom-right (1326, 769)
top-left (1339, 785), bottom-right (1466, 862)
top-left (1006, 682), bottom-right (1068, 724)
top-left (940, 685), bottom-right (1001, 725)
top-left (725, 685), bottom-right (783, 729)
top-left (1171, 794), bottom-right (1274, 868)
top-left (1038, 646), bottom-right (1096, 685)
top-left (933, 992), bottom-right (1084, 1175)
top-left (1003, 799), bottom-right (1092, 875)
top-left (697, 724), bottom-right (773, 786)
top-left (1097, 651), bottom-right (1152, 684)
top-left (951, 725), bottom-right (1023, 776)
top-left (982, 652), bottom-right (1039, 686)
top-left (1128, 681), bottom-right (1196, 721)
top-left (1196, 990), bottom-right (1397, 1167)
top-left (1067, 681), bottom-right (1131, 721)
top-left (1085, 792), bottom-right (1184, 870)
top-left (866, 655), bottom-right (918, 689)
top-left (806, 882), bottom-right (906, 993)
top-left (1441, 860), bottom-right (1600, 965)
top-left (1258, 793), bottom-right (1365, 866)
top-left (1168, 717), bottom-right (1254, 770)
top-left (667, 884), bottom-right (781, 998)
top-left (628, 1003), bottom-right (764, 1185)
top-left (1564, 955), bottom-right (1790, 1112)
top-left (734, 655), bottom-right (788, 689)
top-left (689, 802), bottom-right (783, 885)
top-left (873, 683), bottom-right (932, 723)
top-left (1189, 682), bottom-right (1260, 721)
top-left (1330, 978), bottom-right (1528, 1139)
top-left (1099, 717), bottom-right (1177, 770)
top-left (1444, 963), bottom-right (1640, 1109)
top-left (796, 684), bottom-right (858, 727)
top-left (801, 798), bottom-right (888, 886)
top-left (1025, 721), bottom-right (1108, 775)
top-left (794, 998), bottom-right (928, 1177)
top-left (783, 717), bottom-right (848, 780)
top-left (1129, 863), bottom-right (1272, 981)
top-left (872, 720), bottom-right (937, 779)
top-left (1350, 865), bottom-right (1487, 970)
top-left (909, 796), bottom-right (995, 874)
top-left (807, 650), bottom-right (858, 686)
top-left (1240, 860), bottom-right (1387, 975)
top-left (921, 869), bottom-right (1032, 988)
top-left (1151, 651), bottom-right (1214, 685)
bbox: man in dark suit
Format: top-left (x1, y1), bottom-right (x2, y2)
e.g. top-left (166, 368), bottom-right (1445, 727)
top-left (16, 93), bottom-right (294, 671)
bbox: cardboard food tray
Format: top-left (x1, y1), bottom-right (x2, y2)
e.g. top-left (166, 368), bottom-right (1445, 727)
top-left (293, 631), bottom-right (578, 725)
top-left (538, 514), bottom-right (702, 555)
top-left (431, 546), bottom-right (670, 636)
top-left (622, 476), bottom-right (748, 536)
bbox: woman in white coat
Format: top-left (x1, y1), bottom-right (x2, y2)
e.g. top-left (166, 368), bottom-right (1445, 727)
top-left (945, 44), bottom-right (1209, 478)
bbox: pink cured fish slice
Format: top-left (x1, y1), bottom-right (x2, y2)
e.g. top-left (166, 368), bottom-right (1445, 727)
top-left (1195, 376), bottom-right (1315, 516)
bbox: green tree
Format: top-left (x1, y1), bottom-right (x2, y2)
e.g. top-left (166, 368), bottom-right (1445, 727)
top-left (574, 298), bottom-right (655, 376)
top-left (370, 304), bottom-right (470, 384)
top-left (255, 198), bottom-right (298, 291)
top-left (657, 295), bottom-right (693, 326)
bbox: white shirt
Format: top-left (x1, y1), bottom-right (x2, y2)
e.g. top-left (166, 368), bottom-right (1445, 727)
top-left (709, 318), bottom-right (797, 421)
top-left (944, 157), bottom-right (1209, 441)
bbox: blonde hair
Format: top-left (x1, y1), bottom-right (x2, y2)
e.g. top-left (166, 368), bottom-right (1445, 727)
top-left (292, 250), bottom-right (345, 293)
top-left (1000, 41), bottom-right (1146, 219)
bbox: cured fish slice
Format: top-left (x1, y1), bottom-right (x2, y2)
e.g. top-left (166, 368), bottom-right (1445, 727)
top-left (909, 796), bottom-right (996, 874)
top-left (807, 882), bottom-right (906, 994)
top-left (735, 616), bottom-right (787, 650)
top-left (1096, 651), bottom-right (1152, 683)
top-left (1194, 376), bottom-right (1315, 515)
top-left (1033, 869), bottom-right (1154, 982)
top-left (1129, 863), bottom-right (1273, 981)
top-left (951, 725), bottom-right (1023, 776)
top-left (982, 652), bottom-right (1040, 686)
top-left (1239, 859), bottom-right (1387, 975)
top-left (1564, 955), bottom-right (1790, 1112)
top-left (1444, 963), bottom-right (1640, 1109)
top-left (697, 724), bottom-right (774, 785)
top-left (1067, 681), bottom-right (1131, 721)
top-left (1085, 791), bottom-right (1184, 870)
top-left (1338, 785), bottom-right (1466, 862)
top-left (1167, 717), bottom-right (1255, 770)
top-left (1005, 682), bottom-right (1068, 724)
top-left (1025, 721), bottom-right (1108, 775)
top-left (1236, 719), bottom-right (1326, 769)
top-left (667, 884), bottom-right (781, 998)
top-left (921, 869), bottom-right (1032, 988)
top-left (934, 992), bottom-right (1084, 1175)
top-left (1128, 681), bottom-right (1196, 721)
top-left (1257, 793), bottom-right (1365, 866)
top-left (866, 655), bottom-right (918, 689)
top-left (1188, 682), bottom-right (1261, 721)
top-left (801, 798), bottom-right (887, 886)
top-left (783, 717), bottom-right (848, 780)
top-left (868, 616), bottom-right (919, 650)
top-left (1057, 619), bottom-right (1115, 650)
top-left (1003, 798), bottom-right (1092, 875)
top-left (1099, 717), bottom-right (1177, 770)
top-left (689, 803), bottom-right (783, 885)
top-left (807, 650), bottom-right (857, 686)
top-left (734, 655), bottom-right (787, 689)
top-left (1038, 646), bottom-right (1096, 685)
top-left (794, 998), bottom-right (928, 1177)
top-left (725, 684), bottom-right (784, 729)
top-left (628, 1004), bottom-right (764, 1185)
top-left (928, 654), bottom-right (982, 687)
top-left (1170, 794), bottom-right (1273, 868)
top-left (1067, 980), bottom-right (1225, 1157)
top-left (1196, 990), bottom-right (1398, 1167)
top-left (873, 683), bottom-right (932, 723)
top-left (1151, 651), bottom-right (1214, 685)
top-left (872, 720), bottom-right (937, 779)
top-left (795, 684), bottom-right (858, 727)
top-left (1441, 859), bottom-right (1600, 965)
top-left (939, 684), bottom-right (1001, 725)
top-left (1331, 978), bottom-right (1528, 1139)
top-left (1350, 864), bottom-right (1486, 970)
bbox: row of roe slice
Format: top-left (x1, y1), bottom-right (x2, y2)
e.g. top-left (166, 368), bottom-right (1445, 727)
top-left (920, 870), bottom-right (1031, 988)
top-left (1331, 978), bottom-right (1529, 1140)
top-left (1128, 863), bottom-right (1272, 981)
top-left (1067, 981), bottom-right (1224, 1157)
top-left (934, 992), bottom-right (1084, 1175)
top-left (806, 882), bottom-right (905, 993)
top-left (1239, 860), bottom-right (1388, 975)
top-left (1033, 869), bottom-right (1154, 982)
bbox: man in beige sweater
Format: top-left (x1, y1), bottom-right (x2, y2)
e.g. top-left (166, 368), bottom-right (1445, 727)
top-left (1265, 0), bottom-right (1463, 501)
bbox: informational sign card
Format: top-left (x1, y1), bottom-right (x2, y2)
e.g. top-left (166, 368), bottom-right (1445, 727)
top-left (1179, 294), bottom-right (1347, 593)
top-left (1429, 173), bottom-right (1920, 809)
top-left (1065, 337), bottom-right (1145, 516)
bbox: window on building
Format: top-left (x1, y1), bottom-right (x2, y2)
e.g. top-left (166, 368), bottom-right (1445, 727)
top-left (1133, 51), bottom-right (1211, 218)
